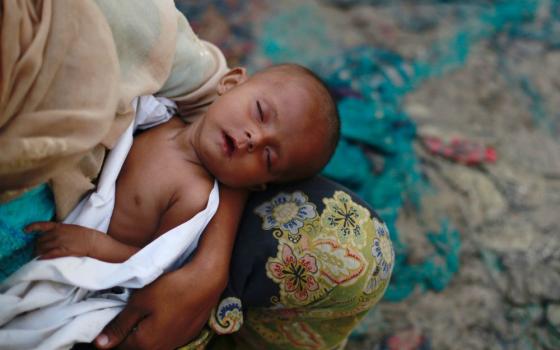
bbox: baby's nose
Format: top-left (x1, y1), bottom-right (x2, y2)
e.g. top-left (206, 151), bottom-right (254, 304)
top-left (240, 131), bottom-right (251, 152)
top-left (244, 130), bottom-right (264, 152)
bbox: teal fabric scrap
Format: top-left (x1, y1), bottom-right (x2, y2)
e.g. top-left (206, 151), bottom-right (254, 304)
top-left (0, 184), bottom-right (55, 281)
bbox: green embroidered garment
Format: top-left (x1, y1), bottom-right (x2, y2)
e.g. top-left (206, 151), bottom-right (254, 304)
top-left (183, 176), bottom-right (394, 350)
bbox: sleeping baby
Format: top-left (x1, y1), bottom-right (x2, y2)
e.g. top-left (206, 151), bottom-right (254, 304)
top-left (26, 63), bottom-right (340, 264)
top-left (0, 63), bottom-right (339, 350)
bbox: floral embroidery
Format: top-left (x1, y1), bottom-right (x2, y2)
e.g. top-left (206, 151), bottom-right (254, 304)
top-left (373, 220), bottom-right (394, 278)
top-left (278, 322), bottom-right (324, 350)
top-left (321, 191), bottom-right (369, 248)
top-left (209, 297), bottom-right (243, 334)
top-left (364, 219), bottom-right (394, 294)
top-left (245, 188), bottom-right (394, 349)
top-left (255, 192), bottom-right (317, 243)
top-left (248, 319), bottom-right (286, 346)
top-left (267, 244), bottom-right (322, 305)
top-left (313, 238), bottom-right (366, 286)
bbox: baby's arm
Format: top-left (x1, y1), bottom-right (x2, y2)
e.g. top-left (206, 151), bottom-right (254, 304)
top-left (94, 185), bottom-right (249, 349)
top-left (27, 179), bottom-right (216, 263)
top-left (27, 192), bottom-right (201, 262)
top-left (27, 222), bottom-right (140, 262)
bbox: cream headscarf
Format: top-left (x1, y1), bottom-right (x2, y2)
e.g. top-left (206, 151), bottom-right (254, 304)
top-left (0, 0), bottom-right (227, 218)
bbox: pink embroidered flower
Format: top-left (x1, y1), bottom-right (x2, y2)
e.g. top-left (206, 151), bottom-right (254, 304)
top-left (267, 244), bottom-right (320, 302)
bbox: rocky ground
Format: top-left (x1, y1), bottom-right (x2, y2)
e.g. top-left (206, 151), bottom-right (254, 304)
top-left (181, 1), bottom-right (560, 349)
top-left (340, 3), bottom-right (560, 349)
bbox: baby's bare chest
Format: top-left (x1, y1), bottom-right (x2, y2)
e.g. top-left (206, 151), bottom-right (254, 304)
top-left (107, 132), bottom-right (192, 246)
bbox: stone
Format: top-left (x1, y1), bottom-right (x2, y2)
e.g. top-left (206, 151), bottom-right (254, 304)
top-left (546, 304), bottom-right (560, 331)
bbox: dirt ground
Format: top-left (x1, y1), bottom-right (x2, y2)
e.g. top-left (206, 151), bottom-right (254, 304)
top-left (180, 1), bottom-right (560, 349)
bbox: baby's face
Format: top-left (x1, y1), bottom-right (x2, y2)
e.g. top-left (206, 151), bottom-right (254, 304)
top-left (192, 68), bottom-right (329, 188)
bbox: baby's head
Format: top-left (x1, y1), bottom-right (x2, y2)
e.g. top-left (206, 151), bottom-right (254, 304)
top-left (194, 63), bottom-right (339, 189)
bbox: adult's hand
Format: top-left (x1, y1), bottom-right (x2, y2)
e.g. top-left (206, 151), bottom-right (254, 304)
top-left (95, 261), bottom-right (223, 349)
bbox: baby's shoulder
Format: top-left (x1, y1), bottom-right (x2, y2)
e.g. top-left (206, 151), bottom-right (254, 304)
top-left (155, 173), bottom-right (214, 234)
top-left (172, 170), bottom-right (214, 213)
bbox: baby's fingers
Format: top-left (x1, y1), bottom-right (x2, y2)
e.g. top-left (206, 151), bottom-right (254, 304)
top-left (38, 248), bottom-right (68, 260)
top-left (25, 221), bottom-right (58, 233)
top-left (35, 238), bottom-right (59, 255)
top-left (36, 232), bottom-right (57, 245)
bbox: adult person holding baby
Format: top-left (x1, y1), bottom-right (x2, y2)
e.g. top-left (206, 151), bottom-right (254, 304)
top-left (0, 1), bottom-right (393, 349)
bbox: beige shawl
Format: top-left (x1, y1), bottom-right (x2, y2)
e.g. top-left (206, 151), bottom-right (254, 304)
top-left (0, 0), bottom-right (227, 218)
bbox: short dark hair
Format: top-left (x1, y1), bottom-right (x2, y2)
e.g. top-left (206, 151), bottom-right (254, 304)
top-left (256, 63), bottom-right (340, 178)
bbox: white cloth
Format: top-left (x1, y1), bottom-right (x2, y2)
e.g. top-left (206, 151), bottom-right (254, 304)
top-left (0, 96), bottom-right (219, 350)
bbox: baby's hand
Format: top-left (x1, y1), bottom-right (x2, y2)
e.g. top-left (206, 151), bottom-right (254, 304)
top-left (26, 222), bottom-right (101, 260)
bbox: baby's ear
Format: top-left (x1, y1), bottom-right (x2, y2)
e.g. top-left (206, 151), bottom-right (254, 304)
top-left (217, 67), bottom-right (248, 95)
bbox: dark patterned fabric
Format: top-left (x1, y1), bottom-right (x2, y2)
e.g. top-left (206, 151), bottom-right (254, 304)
top-left (183, 176), bottom-right (394, 350)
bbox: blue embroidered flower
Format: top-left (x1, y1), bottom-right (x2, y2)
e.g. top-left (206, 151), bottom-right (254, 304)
top-left (209, 297), bottom-right (243, 335)
top-left (364, 220), bottom-right (394, 294)
top-left (372, 221), bottom-right (393, 279)
top-left (255, 191), bottom-right (317, 235)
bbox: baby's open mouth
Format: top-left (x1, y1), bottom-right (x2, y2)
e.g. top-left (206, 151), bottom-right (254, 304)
top-left (223, 131), bottom-right (236, 157)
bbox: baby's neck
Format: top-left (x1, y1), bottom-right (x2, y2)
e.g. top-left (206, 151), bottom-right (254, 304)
top-left (167, 116), bottom-right (203, 167)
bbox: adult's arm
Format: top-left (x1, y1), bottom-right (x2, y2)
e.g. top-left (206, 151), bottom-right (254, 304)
top-left (95, 186), bottom-right (248, 350)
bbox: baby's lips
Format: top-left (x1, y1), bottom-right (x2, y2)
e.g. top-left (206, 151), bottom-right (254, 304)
top-left (222, 131), bottom-right (236, 157)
